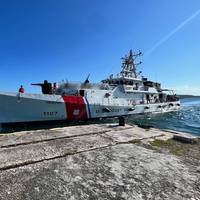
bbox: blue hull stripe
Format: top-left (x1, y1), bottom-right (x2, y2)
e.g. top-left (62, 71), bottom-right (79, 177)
top-left (85, 97), bottom-right (91, 118)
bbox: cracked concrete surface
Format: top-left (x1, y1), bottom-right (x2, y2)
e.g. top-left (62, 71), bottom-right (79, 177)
top-left (0, 124), bottom-right (199, 200)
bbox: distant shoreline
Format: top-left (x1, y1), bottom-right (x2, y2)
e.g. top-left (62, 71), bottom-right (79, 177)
top-left (178, 95), bottom-right (200, 99)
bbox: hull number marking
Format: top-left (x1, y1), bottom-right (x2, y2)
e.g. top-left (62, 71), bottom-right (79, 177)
top-left (43, 111), bottom-right (58, 116)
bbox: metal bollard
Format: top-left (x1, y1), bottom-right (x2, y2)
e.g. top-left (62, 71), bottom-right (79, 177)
top-left (118, 116), bottom-right (125, 126)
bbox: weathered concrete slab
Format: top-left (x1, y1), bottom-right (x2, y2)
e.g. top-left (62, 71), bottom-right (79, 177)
top-left (0, 134), bottom-right (114, 170)
top-left (0, 124), bottom-right (199, 200)
top-left (0, 124), bottom-right (115, 148)
top-left (0, 124), bottom-right (172, 170)
top-left (0, 144), bottom-right (200, 200)
top-left (105, 127), bottom-right (167, 143)
top-left (173, 133), bottom-right (199, 144)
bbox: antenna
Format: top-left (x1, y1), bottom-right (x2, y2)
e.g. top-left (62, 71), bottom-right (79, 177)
top-left (84, 73), bottom-right (90, 84)
top-left (134, 50), bottom-right (143, 58)
top-left (135, 61), bottom-right (142, 67)
top-left (120, 49), bottom-right (143, 78)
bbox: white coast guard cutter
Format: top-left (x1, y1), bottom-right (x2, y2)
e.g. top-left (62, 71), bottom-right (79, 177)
top-left (0, 50), bottom-right (180, 125)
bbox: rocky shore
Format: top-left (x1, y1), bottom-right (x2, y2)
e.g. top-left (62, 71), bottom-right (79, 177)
top-left (0, 124), bottom-right (199, 200)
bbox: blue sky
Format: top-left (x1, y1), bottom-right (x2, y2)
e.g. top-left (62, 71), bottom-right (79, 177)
top-left (0, 0), bottom-right (200, 94)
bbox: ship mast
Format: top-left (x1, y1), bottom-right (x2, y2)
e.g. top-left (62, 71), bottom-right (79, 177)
top-left (120, 49), bottom-right (142, 79)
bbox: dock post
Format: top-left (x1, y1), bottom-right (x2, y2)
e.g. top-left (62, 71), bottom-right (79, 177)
top-left (118, 116), bottom-right (125, 126)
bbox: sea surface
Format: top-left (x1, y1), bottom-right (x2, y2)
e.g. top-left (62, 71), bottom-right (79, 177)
top-left (127, 97), bottom-right (200, 136)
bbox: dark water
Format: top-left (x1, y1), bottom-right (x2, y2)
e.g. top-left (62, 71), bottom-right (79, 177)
top-left (127, 98), bottom-right (200, 136)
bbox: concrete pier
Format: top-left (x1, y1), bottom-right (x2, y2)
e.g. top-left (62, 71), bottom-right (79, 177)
top-left (0, 124), bottom-right (199, 200)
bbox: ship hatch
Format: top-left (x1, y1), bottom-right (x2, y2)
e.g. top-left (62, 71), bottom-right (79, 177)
top-left (102, 107), bottom-right (111, 113)
top-left (79, 90), bottom-right (85, 97)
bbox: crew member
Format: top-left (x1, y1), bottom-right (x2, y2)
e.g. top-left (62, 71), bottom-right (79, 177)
top-left (146, 94), bottom-right (150, 104)
top-left (19, 85), bottom-right (25, 93)
top-left (52, 82), bottom-right (57, 94)
top-left (31, 80), bottom-right (52, 94)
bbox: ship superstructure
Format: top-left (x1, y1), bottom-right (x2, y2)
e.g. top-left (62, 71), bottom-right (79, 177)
top-left (0, 50), bottom-right (180, 125)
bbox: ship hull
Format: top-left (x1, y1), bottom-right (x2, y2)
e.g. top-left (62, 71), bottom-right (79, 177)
top-left (0, 92), bottom-right (67, 124)
top-left (0, 92), bottom-right (180, 125)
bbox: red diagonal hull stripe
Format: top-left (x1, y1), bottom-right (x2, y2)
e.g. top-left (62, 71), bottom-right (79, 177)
top-left (62, 96), bottom-right (88, 120)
